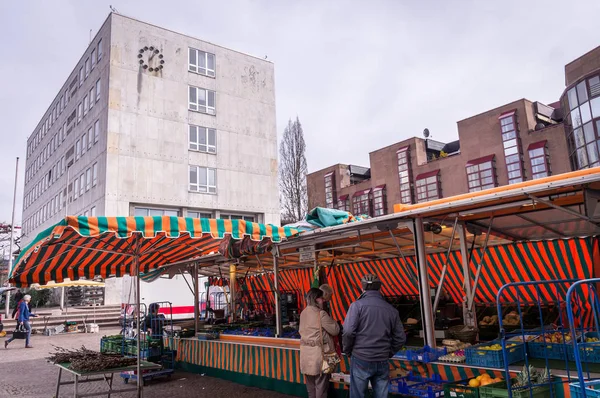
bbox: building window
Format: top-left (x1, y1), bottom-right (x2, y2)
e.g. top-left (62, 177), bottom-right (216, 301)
top-left (79, 174), bottom-right (85, 196)
top-left (188, 125), bottom-right (217, 153)
top-left (77, 102), bottom-right (83, 123)
top-left (85, 58), bottom-right (90, 78)
top-left (95, 79), bottom-right (101, 102)
top-left (86, 168), bottom-right (91, 191)
top-left (92, 162), bottom-right (98, 186)
top-left (91, 49), bottom-right (96, 68)
top-left (337, 195), bottom-right (349, 212)
top-left (88, 127), bottom-right (94, 149)
top-left (89, 88), bottom-right (95, 109)
top-left (97, 39), bottom-right (103, 61)
top-left (188, 211), bottom-right (212, 219)
top-left (134, 207), bottom-right (179, 217)
top-left (499, 111), bottom-right (524, 184)
top-left (221, 214), bottom-right (255, 222)
top-left (528, 141), bottom-right (550, 179)
top-left (415, 170), bottom-right (441, 203)
top-left (372, 185), bottom-right (387, 216)
top-left (94, 119), bottom-right (100, 143)
top-left (79, 67), bottom-right (84, 86)
top-left (189, 166), bottom-right (217, 194)
top-left (188, 48), bottom-right (216, 77)
top-left (466, 155), bottom-right (496, 192)
top-left (82, 133), bottom-right (87, 155)
top-left (189, 86), bottom-right (216, 115)
top-left (565, 75), bottom-right (600, 169)
top-left (74, 178), bottom-right (79, 200)
top-left (84, 95), bottom-right (89, 116)
top-left (324, 172), bottom-right (336, 209)
top-left (76, 139), bottom-right (81, 159)
top-left (91, 206), bottom-right (96, 216)
top-left (397, 146), bottom-right (413, 205)
top-left (352, 189), bottom-right (371, 216)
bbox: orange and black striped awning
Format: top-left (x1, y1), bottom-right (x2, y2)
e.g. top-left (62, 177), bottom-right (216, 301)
top-left (10, 216), bottom-right (298, 287)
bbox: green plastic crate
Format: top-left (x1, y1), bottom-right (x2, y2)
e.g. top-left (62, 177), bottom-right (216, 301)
top-left (479, 378), bottom-right (556, 398)
top-left (444, 381), bottom-right (480, 398)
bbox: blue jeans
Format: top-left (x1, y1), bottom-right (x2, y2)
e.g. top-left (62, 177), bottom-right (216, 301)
top-left (7, 321), bottom-right (31, 346)
top-left (350, 356), bottom-right (389, 398)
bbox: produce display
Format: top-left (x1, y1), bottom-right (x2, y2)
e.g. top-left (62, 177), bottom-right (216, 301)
top-left (438, 350), bottom-right (466, 363)
top-left (502, 311), bottom-right (521, 326)
top-left (478, 343), bottom-right (517, 351)
top-left (47, 346), bottom-right (137, 372)
top-left (479, 315), bottom-right (499, 326)
top-left (513, 365), bottom-right (550, 388)
top-left (532, 331), bottom-right (576, 343)
top-left (586, 336), bottom-right (600, 343)
top-left (467, 374), bottom-right (503, 387)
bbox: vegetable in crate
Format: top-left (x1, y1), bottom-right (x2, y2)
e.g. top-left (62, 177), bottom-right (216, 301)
top-left (480, 343), bottom-right (516, 351)
top-left (468, 374), bottom-right (502, 387)
top-left (513, 365), bottom-right (550, 388)
top-left (533, 331), bottom-right (575, 343)
top-left (502, 311), bottom-right (521, 326)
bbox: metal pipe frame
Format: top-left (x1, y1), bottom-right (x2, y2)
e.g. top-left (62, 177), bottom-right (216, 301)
top-left (414, 218), bottom-right (436, 347)
top-left (273, 249), bottom-right (283, 337)
top-left (467, 217), bottom-right (494, 311)
top-left (457, 223), bottom-right (475, 326)
top-left (433, 217), bottom-right (459, 314)
top-left (527, 193), bottom-right (596, 225)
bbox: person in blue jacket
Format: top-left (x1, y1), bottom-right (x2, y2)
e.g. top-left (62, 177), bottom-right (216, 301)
top-left (5, 294), bottom-right (38, 349)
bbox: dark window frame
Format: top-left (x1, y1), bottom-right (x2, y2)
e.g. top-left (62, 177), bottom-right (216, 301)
top-left (352, 190), bottom-right (372, 216)
top-left (415, 171), bottom-right (440, 203)
top-left (324, 172), bottom-right (336, 209)
top-left (528, 141), bottom-right (551, 179)
top-left (465, 155), bottom-right (496, 192)
top-left (397, 146), bottom-right (413, 205)
top-left (499, 112), bottom-right (524, 184)
top-left (372, 186), bottom-right (387, 216)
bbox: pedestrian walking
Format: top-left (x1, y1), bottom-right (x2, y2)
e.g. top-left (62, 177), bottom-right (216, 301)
top-left (5, 294), bottom-right (38, 349)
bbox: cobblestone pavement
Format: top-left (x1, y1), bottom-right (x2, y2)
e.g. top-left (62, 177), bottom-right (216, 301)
top-left (1, 327), bottom-right (294, 398)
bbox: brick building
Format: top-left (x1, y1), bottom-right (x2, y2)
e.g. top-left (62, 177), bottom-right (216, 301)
top-left (308, 45), bottom-right (600, 216)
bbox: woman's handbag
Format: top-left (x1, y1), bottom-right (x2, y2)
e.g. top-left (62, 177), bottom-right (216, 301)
top-left (13, 322), bottom-right (27, 339)
top-left (318, 313), bottom-right (341, 374)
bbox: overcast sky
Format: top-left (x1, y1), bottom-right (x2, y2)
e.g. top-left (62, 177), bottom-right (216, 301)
top-left (1, 0), bottom-right (599, 226)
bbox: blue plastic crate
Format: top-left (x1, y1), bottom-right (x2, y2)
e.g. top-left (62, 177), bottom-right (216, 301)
top-left (527, 341), bottom-right (572, 360)
top-left (570, 380), bottom-right (600, 398)
top-left (465, 340), bottom-right (525, 368)
top-left (390, 372), bottom-right (446, 397)
top-left (392, 346), bottom-right (447, 363)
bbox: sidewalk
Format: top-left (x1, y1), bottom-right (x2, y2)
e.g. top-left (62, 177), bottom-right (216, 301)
top-left (1, 327), bottom-right (294, 398)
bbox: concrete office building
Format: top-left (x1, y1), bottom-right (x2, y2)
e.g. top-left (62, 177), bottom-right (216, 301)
top-left (21, 14), bottom-right (279, 302)
top-left (308, 45), bottom-right (600, 216)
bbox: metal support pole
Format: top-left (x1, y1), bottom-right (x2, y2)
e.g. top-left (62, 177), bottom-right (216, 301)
top-left (4, 157), bottom-right (19, 318)
top-left (229, 264), bottom-right (237, 321)
top-left (273, 252), bottom-right (283, 337)
top-left (414, 218), bottom-right (435, 347)
top-left (457, 224), bottom-right (475, 326)
top-left (194, 263), bottom-right (200, 334)
top-left (134, 253), bottom-right (142, 398)
top-left (433, 217), bottom-right (459, 314)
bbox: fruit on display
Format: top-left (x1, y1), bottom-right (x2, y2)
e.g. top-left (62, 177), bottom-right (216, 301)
top-left (502, 311), bottom-right (521, 326)
top-left (533, 331), bottom-right (575, 344)
top-left (467, 374), bottom-right (502, 388)
top-left (479, 315), bottom-right (499, 326)
top-left (480, 343), bottom-right (516, 351)
top-left (586, 336), bottom-right (600, 343)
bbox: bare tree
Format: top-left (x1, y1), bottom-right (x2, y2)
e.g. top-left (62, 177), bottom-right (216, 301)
top-left (279, 117), bottom-right (308, 223)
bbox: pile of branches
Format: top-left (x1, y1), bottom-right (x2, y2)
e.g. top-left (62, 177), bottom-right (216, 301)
top-left (47, 346), bottom-right (137, 372)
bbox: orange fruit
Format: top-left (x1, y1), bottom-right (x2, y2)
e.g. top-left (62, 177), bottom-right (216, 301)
top-left (469, 379), bottom-right (481, 388)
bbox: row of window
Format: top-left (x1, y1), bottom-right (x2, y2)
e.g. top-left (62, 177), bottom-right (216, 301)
top-left (133, 207), bottom-right (255, 222)
top-left (22, 202), bottom-right (97, 236)
top-left (26, 79), bottom-right (101, 185)
top-left (72, 163), bottom-right (99, 201)
top-left (335, 187), bottom-right (388, 217)
top-left (24, 119), bottom-right (101, 210)
top-left (564, 74), bottom-right (600, 170)
top-left (27, 40), bottom-right (102, 158)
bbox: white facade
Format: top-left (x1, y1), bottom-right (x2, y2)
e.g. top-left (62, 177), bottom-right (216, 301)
top-left (21, 14), bottom-right (280, 305)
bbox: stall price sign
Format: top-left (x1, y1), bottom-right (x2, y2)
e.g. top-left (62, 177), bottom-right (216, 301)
top-left (298, 246), bottom-right (316, 262)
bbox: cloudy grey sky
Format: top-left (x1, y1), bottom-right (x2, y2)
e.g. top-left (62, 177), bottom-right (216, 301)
top-left (1, 0), bottom-right (599, 225)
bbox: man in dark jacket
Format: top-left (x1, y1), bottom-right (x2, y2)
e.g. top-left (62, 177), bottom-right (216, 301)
top-left (343, 274), bottom-right (406, 398)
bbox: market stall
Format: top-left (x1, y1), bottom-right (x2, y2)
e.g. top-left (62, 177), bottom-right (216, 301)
top-left (9, 216), bottom-right (298, 397)
top-left (164, 167), bottom-right (600, 397)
